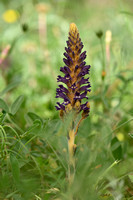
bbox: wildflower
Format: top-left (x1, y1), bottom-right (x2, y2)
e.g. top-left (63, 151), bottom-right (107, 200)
top-left (55, 23), bottom-right (91, 184)
top-left (55, 23), bottom-right (91, 120)
top-left (2, 9), bottom-right (19, 23)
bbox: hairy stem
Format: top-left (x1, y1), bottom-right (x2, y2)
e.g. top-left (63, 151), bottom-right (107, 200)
top-left (68, 129), bottom-right (75, 184)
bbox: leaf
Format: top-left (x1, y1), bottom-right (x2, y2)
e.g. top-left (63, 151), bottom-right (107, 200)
top-left (23, 119), bottom-right (42, 136)
top-left (10, 154), bottom-right (20, 183)
top-left (120, 11), bottom-right (133, 16)
top-left (110, 137), bottom-right (123, 160)
top-left (5, 191), bottom-right (18, 199)
top-left (0, 98), bottom-right (9, 113)
top-left (0, 80), bottom-right (20, 96)
top-left (0, 112), bottom-right (6, 124)
top-left (27, 112), bottom-right (43, 123)
top-left (128, 173), bottom-right (133, 183)
top-left (10, 95), bottom-right (24, 115)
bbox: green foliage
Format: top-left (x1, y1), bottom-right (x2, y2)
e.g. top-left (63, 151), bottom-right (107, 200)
top-left (10, 154), bottom-right (20, 183)
top-left (111, 137), bottom-right (123, 160)
top-left (10, 95), bottom-right (24, 115)
top-left (0, 98), bottom-right (9, 113)
top-left (0, 0), bottom-right (133, 199)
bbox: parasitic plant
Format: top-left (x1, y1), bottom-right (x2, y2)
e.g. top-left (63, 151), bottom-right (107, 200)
top-left (55, 23), bottom-right (91, 183)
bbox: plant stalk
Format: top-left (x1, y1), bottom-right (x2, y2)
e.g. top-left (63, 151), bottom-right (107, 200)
top-left (68, 129), bottom-right (75, 185)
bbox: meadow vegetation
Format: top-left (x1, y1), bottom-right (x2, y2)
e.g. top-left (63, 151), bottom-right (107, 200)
top-left (0, 0), bottom-right (133, 199)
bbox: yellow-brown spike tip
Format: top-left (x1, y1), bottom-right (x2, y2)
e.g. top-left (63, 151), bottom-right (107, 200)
top-left (69, 23), bottom-right (78, 34)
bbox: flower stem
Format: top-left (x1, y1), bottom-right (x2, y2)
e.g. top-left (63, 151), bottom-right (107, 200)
top-left (68, 129), bottom-right (76, 184)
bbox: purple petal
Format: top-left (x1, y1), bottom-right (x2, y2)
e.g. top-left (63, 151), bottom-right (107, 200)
top-left (80, 102), bottom-right (90, 112)
top-left (63, 58), bottom-right (73, 66)
top-left (68, 37), bottom-right (74, 44)
top-left (83, 65), bottom-right (91, 70)
top-left (78, 70), bottom-right (88, 78)
top-left (57, 75), bottom-right (67, 83)
top-left (63, 58), bottom-right (69, 66)
top-left (79, 84), bottom-right (91, 92)
top-left (56, 102), bottom-right (65, 110)
top-left (80, 91), bottom-right (88, 99)
top-left (57, 74), bottom-right (71, 84)
top-left (78, 65), bottom-right (90, 77)
top-left (64, 52), bottom-right (72, 60)
top-left (74, 91), bottom-right (88, 100)
top-left (55, 105), bottom-right (60, 110)
top-left (58, 85), bottom-right (69, 93)
top-left (66, 40), bottom-right (71, 47)
top-left (56, 92), bottom-right (70, 102)
top-left (60, 66), bottom-right (71, 75)
top-left (78, 51), bottom-right (86, 62)
top-left (79, 41), bottom-right (83, 47)
top-left (65, 47), bottom-right (72, 53)
top-left (79, 62), bottom-right (86, 68)
top-left (78, 77), bottom-right (90, 85)
top-left (78, 44), bottom-right (84, 53)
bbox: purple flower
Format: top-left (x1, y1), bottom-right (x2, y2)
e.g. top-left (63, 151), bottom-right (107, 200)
top-left (55, 23), bottom-right (91, 118)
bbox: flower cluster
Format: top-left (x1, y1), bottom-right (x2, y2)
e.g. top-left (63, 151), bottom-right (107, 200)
top-left (55, 23), bottom-right (91, 118)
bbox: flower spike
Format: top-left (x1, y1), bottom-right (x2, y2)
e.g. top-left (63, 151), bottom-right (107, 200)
top-left (56, 23), bottom-right (91, 118)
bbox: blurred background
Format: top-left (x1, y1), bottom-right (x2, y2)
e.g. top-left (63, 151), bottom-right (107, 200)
top-left (0, 0), bottom-right (133, 119)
